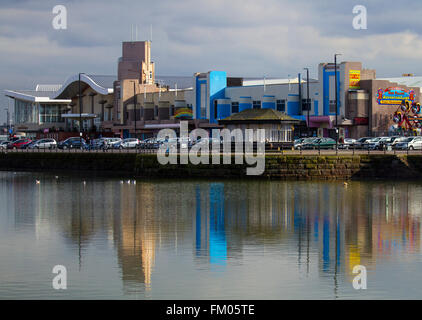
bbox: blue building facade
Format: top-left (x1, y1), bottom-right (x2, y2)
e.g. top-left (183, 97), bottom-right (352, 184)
top-left (191, 61), bottom-right (357, 138)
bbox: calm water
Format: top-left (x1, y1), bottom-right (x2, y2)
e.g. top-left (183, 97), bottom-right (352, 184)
top-left (0, 172), bottom-right (421, 299)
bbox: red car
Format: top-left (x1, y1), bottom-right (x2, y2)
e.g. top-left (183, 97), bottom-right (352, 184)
top-left (7, 138), bottom-right (32, 149)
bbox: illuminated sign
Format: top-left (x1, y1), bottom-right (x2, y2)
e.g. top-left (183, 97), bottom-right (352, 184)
top-left (377, 87), bottom-right (414, 105)
top-left (349, 70), bottom-right (361, 89)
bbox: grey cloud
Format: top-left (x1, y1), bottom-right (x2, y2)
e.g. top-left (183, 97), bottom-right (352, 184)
top-left (1, 0), bottom-right (422, 122)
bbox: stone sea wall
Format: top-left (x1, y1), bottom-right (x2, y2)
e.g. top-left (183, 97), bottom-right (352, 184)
top-left (0, 152), bottom-right (421, 180)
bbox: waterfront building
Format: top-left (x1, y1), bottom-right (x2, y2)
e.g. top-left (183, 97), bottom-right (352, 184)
top-left (5, 40), bottom-right (422, 140)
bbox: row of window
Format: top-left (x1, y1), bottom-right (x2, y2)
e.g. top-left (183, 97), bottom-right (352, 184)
top-left (229, 100), bottom-right (287, 114)
top-left (126, 104), bottom-right (194, 120)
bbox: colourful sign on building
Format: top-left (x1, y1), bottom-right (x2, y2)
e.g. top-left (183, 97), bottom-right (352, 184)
top-left (349, 70), bottom-right (361, 89)
top-left (377, 87), bottom-right (415, 105)
top-left (174, 108), bottom-right (193, 119)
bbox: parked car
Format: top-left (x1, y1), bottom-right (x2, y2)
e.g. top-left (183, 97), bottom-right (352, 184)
top-left (138, 138), bottom-right (155, 149)
top-left (353, 137), bottom-right (372, 149)
top-left (377, 136), bottom-right (398, 150)
top-left (118, 138), bottom-right (139, 149)
top-left (369, 137), bottom-right (394, 150)
top-left (29, 138), bottom-right (57, 149)
top-left (84, 138), bottom-right (104, 150)
top-left (102, 138), bottom-right (122, 149)
top-left (7, 138), bottom-right (32, 149)
top-left (0, 141), bottom-right (10, 149)
top-left (362, 137), bottom-right (392, 150)
top-left (294, 138), bottom-right (305, 149)
top-left (394, 137), bottom-right (422, 150)
top-left (57, 137), bottom-right (87, 149)
top-left (391, 136), bottom-right (408, 148)
top-left (294, 137), bottom-right (318, 150)
top-left (302, 137), bottom-right (336, 150)
top-left (338, 138), bottom-right (356, 149)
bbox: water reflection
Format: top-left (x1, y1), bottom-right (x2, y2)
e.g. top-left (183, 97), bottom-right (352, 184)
top-left (0, 173), bottom-right (421, 299)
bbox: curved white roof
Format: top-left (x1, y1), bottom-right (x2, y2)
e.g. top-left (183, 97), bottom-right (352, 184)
top-left (53, 74), bottom-right (116, 99)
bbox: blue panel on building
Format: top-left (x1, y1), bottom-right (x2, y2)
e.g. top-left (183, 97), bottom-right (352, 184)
top-left (262, 102), bottom-right (275, 109)
top-left (217, 103), bottom-right (231, 119)
top-left (323, 68), bottom-right (340, 116)
top-left (239, 103), bottom-right (252, 112)
top-left (287, 101), bottom-right (299, 115)
top-left (314, 100), bottom-right (319, 116)
top-left (196, 78), bottom-right (207, 120)
top-left (209, 71), bottom-right (227, 124)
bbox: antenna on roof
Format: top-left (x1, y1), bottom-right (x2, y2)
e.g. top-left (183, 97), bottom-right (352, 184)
top-left (150, 24), bottom-right (152, 42)
top-left (136, 24), bottom-right (138, 41)
top-left (131, 24), bottom-right (133, 42)
top-left (288, 74), bottom-right (291, 91)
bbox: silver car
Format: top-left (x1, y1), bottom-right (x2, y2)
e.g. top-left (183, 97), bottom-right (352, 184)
top-left (119, 138), bottom-right (139, 149)
top-left (103, 137), bottom-right (122, 149)
top-left (394, 137), bottom-right (422, 150)
top-left (30, 138), bottom-right (57, 149)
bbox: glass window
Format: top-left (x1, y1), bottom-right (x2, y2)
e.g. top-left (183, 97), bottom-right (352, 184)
top-left (329, 100), bottom-right (336, 113)
top-left (253, 101), bottom-right (261, 109)
top-left (39, 104), bottom-right (65, 123)
top-left (231, 102), bottom-right (239, 113)
top-left (302, 99), bottom-right (311, 111)
top-left (15, 100), bottom-right (39, 124)
top-left (276, 100), bottom-right (286, 112)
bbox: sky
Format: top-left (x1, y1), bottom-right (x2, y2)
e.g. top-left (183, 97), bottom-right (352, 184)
top-left (1, 0), bottom-right (422, 123)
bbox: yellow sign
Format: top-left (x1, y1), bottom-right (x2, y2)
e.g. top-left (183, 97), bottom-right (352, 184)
top-left (349, 70), bottom-right (361, 89)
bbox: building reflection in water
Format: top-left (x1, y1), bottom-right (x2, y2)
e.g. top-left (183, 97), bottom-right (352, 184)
top-left (4, 174), bottom-right (422, 297)
top-left (195, 183), bottom-right (227, 266)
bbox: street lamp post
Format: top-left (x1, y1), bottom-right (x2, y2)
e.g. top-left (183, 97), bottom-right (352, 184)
top-left (78, 73), bottom-right (85, 147)
top-left (89, 92), bottom-right (97, 132)
top-left (334, 54), bottom-right (342, 149)
top-left (304, 68), bottom-right (310, 135)
top-left (4, 108), bottom-right (9, 133)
